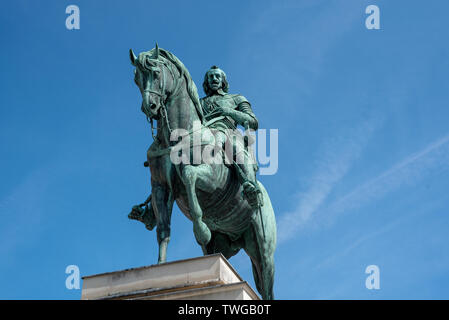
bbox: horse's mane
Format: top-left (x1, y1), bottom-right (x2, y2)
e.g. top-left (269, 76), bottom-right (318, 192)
top-left (147, 47), bottom-right (205, 123)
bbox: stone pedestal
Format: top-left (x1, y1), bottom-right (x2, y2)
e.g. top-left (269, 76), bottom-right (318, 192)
top-left (81, 254), bottom-right (260, 300)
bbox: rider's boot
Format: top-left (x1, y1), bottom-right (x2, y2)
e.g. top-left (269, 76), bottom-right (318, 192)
top-left (234, 162), bottom-right (262, 209)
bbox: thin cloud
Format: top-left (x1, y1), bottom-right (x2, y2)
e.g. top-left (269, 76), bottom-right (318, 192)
top-left (277, 116), bottom-right (380, 244)
top-left (316, 213), bottom-right (412, 271)
top-left (327, 132), bottom-right (449, 216)
top-left (279, 131), bottom-right (449, 245)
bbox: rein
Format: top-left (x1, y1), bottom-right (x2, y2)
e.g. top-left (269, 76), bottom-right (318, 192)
top-left (147, 115), bottom-right (225, 159)
top-left (142, 56), bottom-right (180, 141)
top-left (145, 57), bottom-right (223, 160)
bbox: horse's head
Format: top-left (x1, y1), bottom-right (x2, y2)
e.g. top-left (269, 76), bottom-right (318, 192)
top-left (130, 44), bottom-right (176, 120)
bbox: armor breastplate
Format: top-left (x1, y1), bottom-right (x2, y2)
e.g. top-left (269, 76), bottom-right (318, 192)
top-left (202, 94), bottom-right (237, 114)
top-left (201, 94), bottom-right (238, 129)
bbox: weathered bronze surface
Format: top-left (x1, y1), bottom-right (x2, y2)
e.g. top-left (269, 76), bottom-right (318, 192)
top-left (127, 45), bottom-right (276, 299)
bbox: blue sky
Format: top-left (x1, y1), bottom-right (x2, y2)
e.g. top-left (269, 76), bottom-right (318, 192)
top-left (1, 0), bottom-right (449, 299)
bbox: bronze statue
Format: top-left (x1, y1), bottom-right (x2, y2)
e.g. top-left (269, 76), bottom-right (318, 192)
top-left (200, 66), bottom-right (262, 208)
top-left (127, 45), bottom-right (276, 299)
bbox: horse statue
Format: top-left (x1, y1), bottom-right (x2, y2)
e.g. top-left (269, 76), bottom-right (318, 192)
top-left (127, 45), bottom-right (276, 300)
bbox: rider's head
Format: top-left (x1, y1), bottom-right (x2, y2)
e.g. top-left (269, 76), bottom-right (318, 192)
top-left (203, 66), bottom-right (229, 96)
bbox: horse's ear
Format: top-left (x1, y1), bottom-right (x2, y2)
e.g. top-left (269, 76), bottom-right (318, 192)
top-left (155, 43), bottom-right (159, 59)
top-left (129, 49), bottom-right (137, 66)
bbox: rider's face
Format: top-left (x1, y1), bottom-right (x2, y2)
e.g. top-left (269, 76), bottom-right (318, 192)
top-left (207, 70), bottom-right (223, 92)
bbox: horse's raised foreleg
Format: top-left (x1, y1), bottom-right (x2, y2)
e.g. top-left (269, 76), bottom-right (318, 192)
top-left (151, 181), bottom-right (174, 264)
top-left (181, 164), bottom-right (213, 246)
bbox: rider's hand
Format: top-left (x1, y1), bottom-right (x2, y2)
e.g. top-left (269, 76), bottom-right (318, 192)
top-left (209, 104), bottom-right (234, 118)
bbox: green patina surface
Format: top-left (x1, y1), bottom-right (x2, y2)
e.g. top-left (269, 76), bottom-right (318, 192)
top-left (127, 45), bottom-right (276, 300)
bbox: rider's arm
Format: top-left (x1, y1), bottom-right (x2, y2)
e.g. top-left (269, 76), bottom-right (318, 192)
top-left (226, 95), bottom-right (258, 130)
top-left (228, 102), bottom-right (258, 130)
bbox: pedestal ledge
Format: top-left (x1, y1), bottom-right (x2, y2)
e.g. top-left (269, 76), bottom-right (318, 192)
top-left (81, 253), bottom-right (260, 300)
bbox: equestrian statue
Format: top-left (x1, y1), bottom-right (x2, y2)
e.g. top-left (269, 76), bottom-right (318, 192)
top-left (127, 45), bottom-right (276, 299)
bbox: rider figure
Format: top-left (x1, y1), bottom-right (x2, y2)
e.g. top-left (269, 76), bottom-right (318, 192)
top-left (200, 66), bottom-right (261, 208)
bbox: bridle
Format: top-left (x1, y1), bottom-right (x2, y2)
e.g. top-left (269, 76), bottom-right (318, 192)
top-left (139, 56), bottom-right (182, 144)
top-left (138, 55), bottom-right (226, 160)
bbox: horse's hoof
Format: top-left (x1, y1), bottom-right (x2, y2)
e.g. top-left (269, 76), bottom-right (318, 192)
top-left (128, 206), bottom-right (143, 221)
top-left (193, 221), bottom-right (211, 245)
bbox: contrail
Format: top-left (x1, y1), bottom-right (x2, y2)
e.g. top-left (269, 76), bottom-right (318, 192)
top-left (277, 116), bottom-right (380, 244)
top-left (278, 126), bottom-right (449, 245)
top-left (327, 133), bottom-right (449, 216)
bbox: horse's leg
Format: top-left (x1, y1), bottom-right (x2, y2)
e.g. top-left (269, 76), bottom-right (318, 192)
top-left (243, 182), bottom-right (276, 300)
top-left (151, 181), bottom-right (174, 264)
top-left (250, 259), bottom-right (263, 296)
top-left (181, 164), bottom-right (218, 246)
